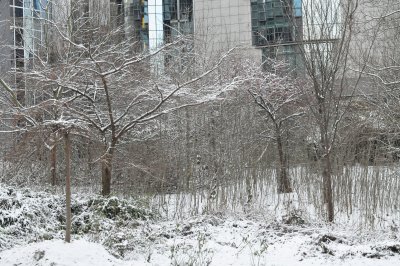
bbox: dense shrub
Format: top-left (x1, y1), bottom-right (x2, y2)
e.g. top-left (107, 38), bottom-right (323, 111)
top-left (0, 186), bottom-right (153, 251)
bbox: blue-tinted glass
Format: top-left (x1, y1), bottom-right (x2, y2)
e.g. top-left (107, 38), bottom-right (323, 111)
top-left (294, 0), bottom-right (302, 16)
top-left (33, 0), bottom-right (40, 10)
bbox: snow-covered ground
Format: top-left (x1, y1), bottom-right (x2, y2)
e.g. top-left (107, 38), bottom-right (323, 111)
top-left (121, 216), bottom-right (400, 266)
top-left (0, 186), bottom-right (399, 265)
top-left (0, 239), bottom-right (130, 266)
top-left (1, 216), bottom-right (400, 266)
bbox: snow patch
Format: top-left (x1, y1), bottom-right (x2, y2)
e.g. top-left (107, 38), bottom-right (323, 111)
top-left (0, 239), bottom-right (129, 266)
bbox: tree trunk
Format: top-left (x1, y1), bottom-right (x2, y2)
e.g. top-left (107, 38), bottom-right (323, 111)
top-left (185, 108), bottom-right (191, 190)
top-left (322, 151), bottom-right (334, 222)
top-left (101, 151), bottom-right (113, 196)
top-left (276, 133), bottom-right (292, 193)
top-left (318, 98), bottom-right (335, 222)
top-left (64, 131), bottom-right (72, 243)
top-left (50, 143), bottom-right (57, 186)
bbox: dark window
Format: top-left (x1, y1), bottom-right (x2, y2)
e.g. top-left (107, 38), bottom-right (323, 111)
top-left (14, 7), bottom-right (23, 17)
top-left (15, 29), bottom-right (23, 47)
top-left (15, 48), bottom-right (24, 59)
top-left (15, 48), bottom-right (24, 68)
top-left (15, 0), bottom-right (23, 7)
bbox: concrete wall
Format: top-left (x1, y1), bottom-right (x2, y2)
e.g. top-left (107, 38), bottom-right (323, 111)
top-left (351, 0), bottom-right (400, 66)
top-left (193, 0), bottom-right (261, 62)
top-left (0, 1), bottom-right (13, 79)
top-left (302, 0), bottom-right (341, 41)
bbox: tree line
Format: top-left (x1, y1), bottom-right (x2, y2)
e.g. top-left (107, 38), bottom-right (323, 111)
top-left (1, 0), bottom-right (400, 228)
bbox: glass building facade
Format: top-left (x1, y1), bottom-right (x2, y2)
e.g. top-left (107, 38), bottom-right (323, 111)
top-left (250, 0), bottom-right (302, 67)
top-left (9, 0), bottom-right (48, 69)
top-left (9, 0), bottom-right (48, 103)
top-left (124, 0), bottom-right (193, 50)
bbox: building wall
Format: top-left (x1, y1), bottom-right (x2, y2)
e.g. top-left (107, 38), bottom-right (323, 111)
top-left (121, 1), bottom-right (261, 62)
top-left (351, 0), bottom-right (400, 67)
top-left (301, 0), bottom-right (341, 41)
top-left (194, 0), bottom-right (262, 62)
top-left (0, 1), bottom-right (13, 139)
top-left (0, 1), bottom-right (13, 79)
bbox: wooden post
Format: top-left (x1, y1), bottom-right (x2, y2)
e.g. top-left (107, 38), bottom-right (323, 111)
top-left (64, 130), bottom-right (72, 243)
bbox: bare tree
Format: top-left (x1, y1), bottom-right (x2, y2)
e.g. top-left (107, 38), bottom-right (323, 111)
top-left (295, 0), bottom-right (366, 221)
top-left (244, 60), bottom-right (304, 193)
top-left (0, 1), bottom-right (234, 196)
top-left (359, 1), bottom-right (400, 129)
top-left (0, 74), bottom-right (87, 242)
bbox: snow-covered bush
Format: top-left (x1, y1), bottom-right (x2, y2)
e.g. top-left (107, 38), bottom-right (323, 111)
top-left (0, 186), bottom-right (153, 252)
top-left (71, 196), bottom-right (152, 235)
top-left (0, 187), bottom-right (65, 250)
